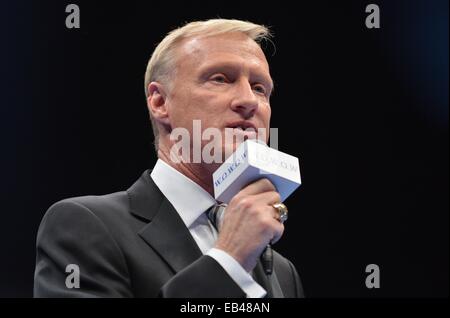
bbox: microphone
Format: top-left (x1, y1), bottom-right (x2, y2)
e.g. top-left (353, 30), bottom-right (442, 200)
top-left (211, 139), bottom-right (301, 275)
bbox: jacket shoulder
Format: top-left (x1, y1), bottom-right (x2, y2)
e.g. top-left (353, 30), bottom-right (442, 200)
top-left (42, 191), bottom-right (129, 224)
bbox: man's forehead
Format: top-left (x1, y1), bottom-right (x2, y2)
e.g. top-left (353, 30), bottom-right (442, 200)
top-left (176, 33), bottom-right (269, 69)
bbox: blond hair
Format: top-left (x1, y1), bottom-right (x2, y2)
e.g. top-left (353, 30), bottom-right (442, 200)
top-left (144, 19), bottom-right (272, 150)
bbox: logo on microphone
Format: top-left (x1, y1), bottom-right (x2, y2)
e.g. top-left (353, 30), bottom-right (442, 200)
top-left (214, 150), bottom-right (248, 187)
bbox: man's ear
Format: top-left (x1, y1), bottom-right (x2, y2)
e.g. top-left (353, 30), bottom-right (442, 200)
top-left (147, 82), bottom-right (170, 126)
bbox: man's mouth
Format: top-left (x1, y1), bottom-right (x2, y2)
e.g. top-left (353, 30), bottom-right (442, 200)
top-left (226, 121), bottom-right (257, 131)
top-left (224, 121), bottom-right (260, 142)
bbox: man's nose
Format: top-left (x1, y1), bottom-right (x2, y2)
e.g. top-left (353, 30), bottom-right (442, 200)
top-left (230, 81), bottom-right (259, 119)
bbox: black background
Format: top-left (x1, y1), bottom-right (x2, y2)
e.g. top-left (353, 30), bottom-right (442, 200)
top-left (0, 0), bottom-right (448, 297)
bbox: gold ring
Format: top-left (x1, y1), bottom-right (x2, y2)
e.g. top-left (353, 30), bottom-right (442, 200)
top-left (272, 202), bottom-right (288, 223)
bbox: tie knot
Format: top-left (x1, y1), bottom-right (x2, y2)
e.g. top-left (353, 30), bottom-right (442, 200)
top-left (207, 203), bottom-right (227, 231)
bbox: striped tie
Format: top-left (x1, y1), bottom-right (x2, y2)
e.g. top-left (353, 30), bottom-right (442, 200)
top-left (207, 203), bottom-right (227, 231)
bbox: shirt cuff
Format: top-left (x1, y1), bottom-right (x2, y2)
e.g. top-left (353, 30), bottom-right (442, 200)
top-left (206, 248), bottom-right (267, 298)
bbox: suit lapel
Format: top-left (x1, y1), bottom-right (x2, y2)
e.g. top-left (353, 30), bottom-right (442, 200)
top-left (138, 199), bottom-right (203, 273)
top-left (128, 170), bottom-right (203, 273)
top-left (128, 170), bottom-right (284, 296)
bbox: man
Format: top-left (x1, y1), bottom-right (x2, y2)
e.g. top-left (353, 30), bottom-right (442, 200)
top-left (34, 19), bottom-right (304, 298)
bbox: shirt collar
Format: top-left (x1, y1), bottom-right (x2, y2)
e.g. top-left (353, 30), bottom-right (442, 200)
top-left (150, 159), bottom-right (217, 228)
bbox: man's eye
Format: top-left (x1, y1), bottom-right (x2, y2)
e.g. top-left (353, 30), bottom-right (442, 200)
top-left (211, 75), bottom-right (227, 83)
top-left (253, 85), bottom-right (267, 95)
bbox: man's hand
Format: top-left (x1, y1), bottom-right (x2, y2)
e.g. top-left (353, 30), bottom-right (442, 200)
top-left (214, 178), bottom-right (284, 272)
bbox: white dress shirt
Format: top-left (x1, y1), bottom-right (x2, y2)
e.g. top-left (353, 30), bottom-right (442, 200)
top-left (150, 159), bottom-right (266, 298)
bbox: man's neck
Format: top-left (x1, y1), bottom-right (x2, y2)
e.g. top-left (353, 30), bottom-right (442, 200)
top-left (157, 147), bottom-right (217, 197)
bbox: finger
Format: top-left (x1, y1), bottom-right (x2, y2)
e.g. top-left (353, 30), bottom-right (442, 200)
top-left (269, 218), bottom-right (285, 244)
top-left (258, 206), bottom-right (285, 244)
top-left (238, 178), bottom-right (277, 197)
top-left (251, 191), bottom-right (281, 207)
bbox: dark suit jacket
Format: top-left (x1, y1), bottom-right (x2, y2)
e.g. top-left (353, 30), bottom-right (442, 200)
top-left (34, 170), bottom-right (304, 297)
